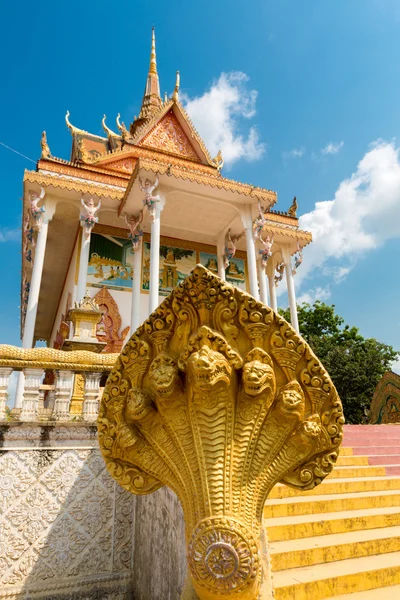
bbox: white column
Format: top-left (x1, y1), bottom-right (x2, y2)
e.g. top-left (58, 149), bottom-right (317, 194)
top-left (83, 372), bottom-right (102, 422)
top-left (53, 370), bottom-right (74, 421)
top-left (268, 275), bottom-right (277, 312)
top-left (217, 232), bottom-right (226, 281)
top-left (131, 239), bottom-right (143, 333)
top-left (257, 259), bottom-right (269, 305)
top-left (22, 217), bottom-right (51, 349)
top-left (282, 247), bottom-right (299, 333)
top-left (149, 198), bottom-right (165, 314)
top-left (0, 367), bottom-right (13, 420)
top-left (76, 228), bottom-right (91, 302)
top-left (17, 208), bottom-right (54, 409)
top-left (241, 206), bottom-right (259, 300)
top-left (20, 368), bottom-right (44, 422)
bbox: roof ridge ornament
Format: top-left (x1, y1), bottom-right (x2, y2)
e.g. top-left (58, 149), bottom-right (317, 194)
top-left (65, 110), bottom-right (87, 136)
top-left (40, 131), bottom-right (51, 159)
top-left (288, 195), bottom-right (298, 217)
top-left (212, 149), bottom-right (224, 172)
top-left (102, 114), bottom-right (119, 139)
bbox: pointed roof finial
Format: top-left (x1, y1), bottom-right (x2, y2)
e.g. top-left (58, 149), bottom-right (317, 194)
top-left (172, 70), bottom-right (180, 101)
top-left (130, 28), bottom-right (163, 133)
top-left (149, 26), bottom-right (157, 76)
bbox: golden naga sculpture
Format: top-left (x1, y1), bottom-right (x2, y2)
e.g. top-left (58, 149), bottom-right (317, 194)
top-left (98, 265), bottom-right (344, 600)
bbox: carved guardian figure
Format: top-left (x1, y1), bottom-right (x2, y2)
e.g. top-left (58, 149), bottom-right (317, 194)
top-left (98, 265), bottom-right (344, 600)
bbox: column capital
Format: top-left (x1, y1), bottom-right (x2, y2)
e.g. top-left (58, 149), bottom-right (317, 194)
top-left (239, 205), bottom-right (253, 230)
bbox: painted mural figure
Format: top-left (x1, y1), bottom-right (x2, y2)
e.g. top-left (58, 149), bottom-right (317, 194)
top-left (29, 187), bottom-right (46, 230)
top-left (80, 197), bottom-right (101, 238)
top-left (124, 211), bottom-right (144, 250)
top-left (139, 175), bottom-right (160, 221)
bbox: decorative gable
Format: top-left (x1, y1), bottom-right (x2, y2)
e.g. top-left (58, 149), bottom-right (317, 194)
top-left (139, 111), bottom-right (201, 162)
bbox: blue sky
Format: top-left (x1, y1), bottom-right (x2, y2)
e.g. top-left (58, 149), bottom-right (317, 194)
top-left (0, 0), bottom-right (399, 366)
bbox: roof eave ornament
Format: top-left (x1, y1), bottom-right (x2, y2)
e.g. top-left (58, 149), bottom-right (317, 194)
top-left (102, 114), bottom-right (120, 140)
top-left (65, 110), bottom-right (86, 136)
top-left (288, 196), bottom-right (298, 218)
top-left (116, 113), bottom-right (131, 145)
top-left (212, 149), bottom-right (224, 172)
top-left (40, 131), bottom-right (51, 159)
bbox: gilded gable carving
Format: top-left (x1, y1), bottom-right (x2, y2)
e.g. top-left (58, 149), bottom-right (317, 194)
top-left (140, 111), bottom-right (200, 162)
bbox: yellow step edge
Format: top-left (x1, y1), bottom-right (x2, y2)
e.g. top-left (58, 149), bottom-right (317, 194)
top-left (266, 507), bottom-right (400, 542)
top-left (327, 465), bottom-right (386, 479)
top-left (270, 525), bottom-right (400, 571)
top-left (336, 456), bottom-right (370, 466)
top-left (340, 447), bottom-right (354, 456)
top-left (328, 584), bottom-right (400, 598)
top-left (269, 476), bottom-right (400, 500)
top-left (264, 490), bottom-right (400, 518)
top-left (273, 550), bottom-right (400, 600)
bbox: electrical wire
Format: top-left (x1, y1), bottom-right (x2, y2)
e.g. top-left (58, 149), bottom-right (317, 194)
top-left (0, 140), bottom-right (36, 164)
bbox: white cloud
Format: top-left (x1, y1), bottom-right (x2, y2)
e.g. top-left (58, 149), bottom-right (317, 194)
top-left (321, 141), bottom-right (344, 155)
top-left (297, 286), bottom-right (331, 305)
top-left (0, 228), bottom-right (19, 243)
top-left (283, 147), bottom-right (305, 159)
top-left (392, 358), bottom-right (400, 375)
top-left (183, 72), bottom-right (265, 167)
top-left (295, 140), bottom-right (400, 295)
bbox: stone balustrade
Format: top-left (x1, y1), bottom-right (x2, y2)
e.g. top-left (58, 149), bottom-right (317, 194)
top-left (0, 345), bottom-right (118, 423)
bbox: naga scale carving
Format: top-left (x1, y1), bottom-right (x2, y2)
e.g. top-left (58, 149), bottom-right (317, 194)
top-left (98, 265), bottom-right (344, 600)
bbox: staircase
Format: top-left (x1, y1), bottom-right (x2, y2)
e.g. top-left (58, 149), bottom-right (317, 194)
top-left (267, 424), bottom-right (400, 599)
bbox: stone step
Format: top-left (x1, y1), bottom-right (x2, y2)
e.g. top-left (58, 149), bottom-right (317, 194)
top-left (344, 438), bottom-right (400, 446)
top-left (328, 584), bottom-right (400, 598)
top-left (273, 550), bottom-right (400, 600)
top-left (352, 445), bottom-right (400, 455)
top-left (367, 454), bottom-right (400, 465)
top-left (266, 506), bottom-right (400, 542)
top-left (269, 476), bottom-right (400, 500)
top-left (264, 490), bottom-right (400, 518)
top-left (340, 447), bottom-right (354, 456)
top-left (343, 423), bottom-right (400, 431)
top-left (328, 465), bottom-right (387, 479)
top-left (336, 456), bottom-right (370, 466)
top-left (270, 525), bottom-right (400, 571)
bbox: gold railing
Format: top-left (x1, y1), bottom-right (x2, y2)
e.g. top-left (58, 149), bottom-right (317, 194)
top-left (0, 345), bottom-right (118, 423)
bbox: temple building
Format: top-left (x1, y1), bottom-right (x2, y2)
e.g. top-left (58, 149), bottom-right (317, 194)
top-left (20, 28), bottom-right (312, 403)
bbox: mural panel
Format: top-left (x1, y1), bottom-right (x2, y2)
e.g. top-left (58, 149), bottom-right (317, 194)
top-left (199, 252), bottom-right (247, 291)
top-left (87, 233), bottom-right (134, 291)
top-left (142, 242), bottom-right (197, 295)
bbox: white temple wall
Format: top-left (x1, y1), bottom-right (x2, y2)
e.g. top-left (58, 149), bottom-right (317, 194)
top-left (0, 424), bottom-right (187, 600)
top-left (49, 239), bottom-right (78, 347)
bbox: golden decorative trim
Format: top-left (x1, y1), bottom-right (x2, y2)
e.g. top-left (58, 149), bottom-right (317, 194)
top-left (266, 212), bottom-right (298, 226)
top-left (94, 287), bottom-right (130, 353)
top-left (262, 220), bottom-right (313, 246)
top-left (0, 345), bottom-right (118, 372)
top-left (98, 264), bottom-right (344, 600)
top-left (38, 158), bottom-right (131, 183)
top-left (92, 143), bottom-right (218, 175)
top-left (24, 171), bottom-right (125, 201)
top-left (70, 373), bottom-right (85, 415)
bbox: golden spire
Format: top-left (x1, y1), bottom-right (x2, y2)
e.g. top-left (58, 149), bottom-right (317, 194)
top-left (149, 26), bottom-right (157, 76)
top-left (131, 28), bottom-right (162, 133)
top-left (172, 70), bottom-right (180, 101)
